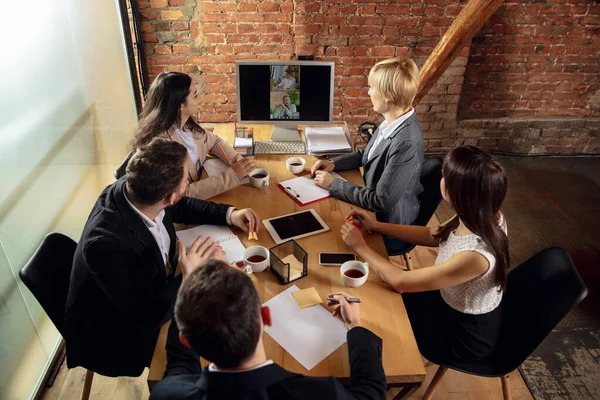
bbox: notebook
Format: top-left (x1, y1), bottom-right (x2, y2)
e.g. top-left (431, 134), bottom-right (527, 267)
top-left (203, 158), bottom-right (249, 184)
top-left (277, 172), bottom-right (345, 206)
top-left (176, 225), bottom-right (245, 265)
top-left (304, 126), bottom-right (351, 155)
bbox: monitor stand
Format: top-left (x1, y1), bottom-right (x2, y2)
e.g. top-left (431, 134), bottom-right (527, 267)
top-left (270, 125), bottom-right (301, 142)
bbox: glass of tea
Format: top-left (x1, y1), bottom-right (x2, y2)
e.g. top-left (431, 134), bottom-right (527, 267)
top-left (340, 260), bottom-right (369, 288)
top-left (285, 157), bottom-right (306, 174)
top-left (243, 246), bottom-right (270, 273)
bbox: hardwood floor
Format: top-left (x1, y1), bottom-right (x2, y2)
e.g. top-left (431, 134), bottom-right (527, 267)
top-left (40, 216), bottom-right (533, 400)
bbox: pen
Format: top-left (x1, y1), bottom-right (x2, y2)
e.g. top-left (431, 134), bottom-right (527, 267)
top-left (310, 165), bottom-right (324, 179)
top-left (327, 297), bottom-right (362, 304)
top-left (218, 144), bottom-right (232, 166)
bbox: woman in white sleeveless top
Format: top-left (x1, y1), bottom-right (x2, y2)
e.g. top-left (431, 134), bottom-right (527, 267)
top-left (341, 146), bottom-right (509, 363)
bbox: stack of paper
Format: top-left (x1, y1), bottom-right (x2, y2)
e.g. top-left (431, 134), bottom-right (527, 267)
top-left (234, 137), bottom-right (254, 156)
top-left (264, 285), bottom-right (347, 370)
top-left (176, 224), bottom-right (246, 265)
top-left (304, 126), bottom-right (351, 155)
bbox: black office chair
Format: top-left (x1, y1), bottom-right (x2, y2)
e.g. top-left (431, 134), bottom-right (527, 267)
top-left (114, 151), bottom-right (132, 180)
top-left (19, 233), bottom-right (94, 400)
top-left (422, 247), bottom-right (588, 400)
top-left (388, 157), bottom-right (443, 270)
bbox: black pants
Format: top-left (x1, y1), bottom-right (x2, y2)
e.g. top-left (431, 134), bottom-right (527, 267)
top-left (402, 290), bottom-right (502, 365)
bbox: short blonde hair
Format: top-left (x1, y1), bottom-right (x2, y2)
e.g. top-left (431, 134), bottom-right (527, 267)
top-left (368, 58), bottom-right (419, 110)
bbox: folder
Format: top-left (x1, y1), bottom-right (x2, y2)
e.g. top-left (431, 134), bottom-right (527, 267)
top-left (277, 172), bottom-right (345, 206)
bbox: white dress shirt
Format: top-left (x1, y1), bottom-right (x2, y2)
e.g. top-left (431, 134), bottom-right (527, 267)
top-left (208, 360), bottom-right (273, 373)
top-left (368, 108), bottom-right (415, 160)
top-left (124, 190), bottom-right (171, 267)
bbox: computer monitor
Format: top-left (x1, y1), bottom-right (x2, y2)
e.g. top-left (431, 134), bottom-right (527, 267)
top-left (236, 60), bottom-right (335, 141)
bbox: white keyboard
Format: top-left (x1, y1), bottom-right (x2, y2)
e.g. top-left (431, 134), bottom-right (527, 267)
top-left (254, 141), bottom-right (306, 155)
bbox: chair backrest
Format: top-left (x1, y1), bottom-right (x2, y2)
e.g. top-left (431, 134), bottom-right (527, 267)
top-left (114, 151), bottom-right (132, 180)
top-left (500, 247), bottom-right (588, 368)
top-left (19, 233), bottom-right (77, 336)
top-left (414, 157), bottom-right (443, 227)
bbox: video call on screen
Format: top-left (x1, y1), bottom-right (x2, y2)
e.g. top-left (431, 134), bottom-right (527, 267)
top-left (238, 64), bottom-right (332, 122)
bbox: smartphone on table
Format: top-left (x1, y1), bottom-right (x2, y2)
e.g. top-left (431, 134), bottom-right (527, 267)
top-left (319, 253), bottom-right (356, 266)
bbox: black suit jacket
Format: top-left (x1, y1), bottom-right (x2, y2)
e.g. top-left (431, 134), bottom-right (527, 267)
top-left (64, 178), bottom-right (231, 377)
top-left (150, 320), bottom-right (387, 400)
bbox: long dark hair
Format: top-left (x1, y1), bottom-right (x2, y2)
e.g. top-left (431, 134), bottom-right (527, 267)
top-left (433, 146), bottom-right (509, 289)
top-left (132, 72), bottom-right (205, 149)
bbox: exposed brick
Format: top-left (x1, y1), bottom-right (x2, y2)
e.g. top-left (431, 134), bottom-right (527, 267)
top-left (149, 0), bottom-right (167, 7)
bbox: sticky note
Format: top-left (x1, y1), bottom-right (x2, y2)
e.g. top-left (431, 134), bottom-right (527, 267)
top-left (292, 287), bottom-right (323, 309)
top-left (281, 254), bottom-right (303, 281)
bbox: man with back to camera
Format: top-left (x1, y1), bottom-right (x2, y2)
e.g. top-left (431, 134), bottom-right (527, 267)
top-left (64, 140), bottom-right (260, 377)
top-left (150, 258), bottom-right (387, 400)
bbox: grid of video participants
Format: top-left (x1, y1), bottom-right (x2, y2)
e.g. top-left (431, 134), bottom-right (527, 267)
top-left (270, 65), bottom-right (300, 120)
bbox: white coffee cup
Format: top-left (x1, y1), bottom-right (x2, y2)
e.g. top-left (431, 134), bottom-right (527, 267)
top-left (286, 157), bottom-right (306, 175)
top-left (249, 169), bottom-right (270, 188)
top-left (243, 246), bottom-right (270, 273)
top-left (340, 261), bottom-right (369, 288)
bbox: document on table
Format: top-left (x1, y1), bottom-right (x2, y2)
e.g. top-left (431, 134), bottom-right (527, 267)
top-left (176, 225), bottom-right (245, 265)
top-left (305, 126), bottom-right (351, 155)
top-left (203, 158), bottom-right (249, 184)
top-left (277, 172), bottom-right (345, 206)
top-left (263, 285), bottom-right (347, 370)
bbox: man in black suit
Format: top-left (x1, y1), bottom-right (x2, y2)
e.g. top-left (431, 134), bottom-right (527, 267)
top-left (64, 140), bottom-right (260, 377)
top-left (150, 259), bottom-right (387, 400)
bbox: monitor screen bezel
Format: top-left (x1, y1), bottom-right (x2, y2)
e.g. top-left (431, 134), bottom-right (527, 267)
top-left (235, 60), bottom-right (335, 125)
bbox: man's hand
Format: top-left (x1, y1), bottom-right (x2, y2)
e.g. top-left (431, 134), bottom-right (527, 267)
top-left (310, 159), bottom-right (335, 176)
top-left (313, 171), bottom-right (336, 190)
top-left (231, 156), bottom-right (256, 180)
top-left (177, 236), bottom-right (226, 280)
top-left (327, 292), bottom-right (361, 330)
top-left (231, 208), bottom-right (260, 233)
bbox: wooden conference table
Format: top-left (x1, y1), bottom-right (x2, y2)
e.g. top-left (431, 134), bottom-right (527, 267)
top-left (148, 124), bottom-right (426, 398)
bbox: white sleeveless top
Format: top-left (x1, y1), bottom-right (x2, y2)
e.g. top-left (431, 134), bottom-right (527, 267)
top-left (437, 217), bottom-right (507, 315)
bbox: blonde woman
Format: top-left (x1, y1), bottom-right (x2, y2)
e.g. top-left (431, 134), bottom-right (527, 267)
top-left (311, 58), bottom-right (424, 253)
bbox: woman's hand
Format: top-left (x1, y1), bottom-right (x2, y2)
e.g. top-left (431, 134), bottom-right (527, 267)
top-left (341, 222), bottom-right (368, 250)
top-left (313, 171), bottom-right (336, 189)
top-left (231, 156), bottom-right (256, 179)
top-left (346, 209), bottom-right (378, 232)
top-left (310, 159), bottom-right (335, 176)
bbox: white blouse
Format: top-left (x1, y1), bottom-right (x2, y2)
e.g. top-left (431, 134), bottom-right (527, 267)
top-left (437, 217), bottom-right (507, 315)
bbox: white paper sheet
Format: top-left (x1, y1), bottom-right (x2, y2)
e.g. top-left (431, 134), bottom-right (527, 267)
top-left (305, 126), bottom-right (351, 154)
top-left (203, 158), bottom-right (249, 184)
top-left (279, 172), bottom-right (344, 205)
top-left (234, 137), bottom-right (254, 148)
top-left (176, 225), bottom-right (245, 265)
top-left (263, 285), bottom-right (348, 370)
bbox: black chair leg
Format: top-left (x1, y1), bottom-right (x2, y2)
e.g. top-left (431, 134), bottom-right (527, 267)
top-left (81, 370), bottom-right (94, 400)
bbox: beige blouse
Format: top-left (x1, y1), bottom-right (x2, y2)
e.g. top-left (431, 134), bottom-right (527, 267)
top-left (159, 128), bottom-right (241, 200)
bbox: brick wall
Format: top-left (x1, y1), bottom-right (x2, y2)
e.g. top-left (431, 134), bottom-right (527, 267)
top-left (460, 1), bottom-right (600, 119)
top-left (136, 0), bottom-right (600, 155)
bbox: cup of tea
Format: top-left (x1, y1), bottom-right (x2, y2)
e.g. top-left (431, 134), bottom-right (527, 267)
top-left (286, 157), bottom-right (306, 174)
top-left (243, 246), bottom-right (270, 273)
top-left (249, 169), bottom-right (270, 188)
top-left (340, 260), bottom-right (369, 288)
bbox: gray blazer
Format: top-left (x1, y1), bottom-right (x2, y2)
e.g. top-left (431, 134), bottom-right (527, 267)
top-left (330, 113), bottom-right (424, 225)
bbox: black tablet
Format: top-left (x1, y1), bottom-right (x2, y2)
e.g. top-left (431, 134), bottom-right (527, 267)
top-left (263, 209), bottom-right (330, 244)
